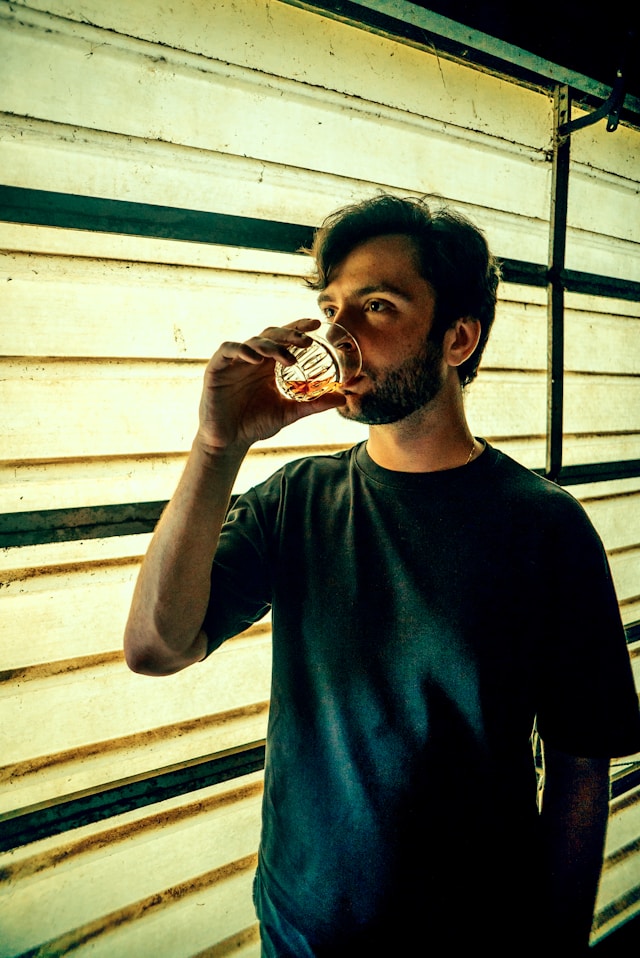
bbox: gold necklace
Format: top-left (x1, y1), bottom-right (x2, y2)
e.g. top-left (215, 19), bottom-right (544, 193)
top-left (465, 439), bottom-right (477, 465)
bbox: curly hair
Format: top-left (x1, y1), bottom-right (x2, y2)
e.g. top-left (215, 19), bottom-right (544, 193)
top-left (303, 193), bottom-right (501, 387)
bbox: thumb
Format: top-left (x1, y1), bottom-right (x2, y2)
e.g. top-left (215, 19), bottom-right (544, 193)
top-left (290, 392), bottom-right (347, 421)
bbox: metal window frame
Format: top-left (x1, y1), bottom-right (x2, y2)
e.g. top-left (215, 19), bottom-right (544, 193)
top-left (545, 83), bottom-right (640, 483)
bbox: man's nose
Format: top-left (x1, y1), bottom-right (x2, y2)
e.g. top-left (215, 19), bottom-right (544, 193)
top-left (327, 309), bottom-right (361, 359)
top-left (330, 304), bottom-right (358, 333)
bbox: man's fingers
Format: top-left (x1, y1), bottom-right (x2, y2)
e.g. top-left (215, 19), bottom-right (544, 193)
top-left (282, 317), bottom-right (321, 334)
top-left (297, 391), bottom-right (347, 416)
top-left (214, 325), bottom-right (319, 370)
top-left (256, 325), bottom-right (314, 347)
top-left (209, 320), bottom-right (322, 374)
top-left (211, 338), bottom-right (290, 369)
top-left (244, 334), bottom-right (301, 364)
top-left (214, 342), bottom-right (265, 365)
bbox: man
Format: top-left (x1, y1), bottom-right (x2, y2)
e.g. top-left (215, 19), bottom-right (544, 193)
top-left (124, 194), bottom-right (640, 955)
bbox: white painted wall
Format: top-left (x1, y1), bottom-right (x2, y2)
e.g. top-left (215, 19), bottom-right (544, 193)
top-left (1, 1), bottom-right (638, 952)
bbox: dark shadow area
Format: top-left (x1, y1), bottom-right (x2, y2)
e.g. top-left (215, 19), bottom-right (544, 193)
top-left (412, 1), bottom-right (640, 101)
top-left (592, 916), bottom-right (640, 954)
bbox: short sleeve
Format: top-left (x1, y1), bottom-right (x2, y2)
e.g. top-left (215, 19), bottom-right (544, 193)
top-left (202, 488), bottom-right (273, 655)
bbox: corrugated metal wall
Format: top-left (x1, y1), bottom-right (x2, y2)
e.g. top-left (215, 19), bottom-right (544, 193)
top-left (0, 1), bottom-right (638, 954)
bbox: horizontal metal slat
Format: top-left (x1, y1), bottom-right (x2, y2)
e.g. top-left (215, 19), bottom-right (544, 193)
top-left (558, 460), bottom-right (640, 486)
top-left (0, 501), bottom-right (167, 547)
top-left (4, 461), bottom-right (640, 547)
top-left (0, 185), bottom-right (315, 253)
top-left (3, 186), bottom-right (640, 300)
top-left (0, 745), bottom-right (266, 853)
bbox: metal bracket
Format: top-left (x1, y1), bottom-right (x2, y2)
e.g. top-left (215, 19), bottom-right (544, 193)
top-left (558, 69), bottom-right (626, 136)
top-left (557, 29), bottom-right (634, 136)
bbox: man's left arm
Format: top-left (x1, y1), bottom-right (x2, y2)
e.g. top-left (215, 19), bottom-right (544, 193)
top-left (539, 741), bottom-right (611, 954)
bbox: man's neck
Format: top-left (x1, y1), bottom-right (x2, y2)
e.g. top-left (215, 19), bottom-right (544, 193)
top-left (365, 382), bottom-right (478, 473)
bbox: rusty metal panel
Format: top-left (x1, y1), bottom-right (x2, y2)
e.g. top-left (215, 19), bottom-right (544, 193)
top-left (0, 0), bottom-right (553, 240)
top-left (0, 772), bottom-right (263, 957)
top-left (0, 538), bottom-right (271, 818)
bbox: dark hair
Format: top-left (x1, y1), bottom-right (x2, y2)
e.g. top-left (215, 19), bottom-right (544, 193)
top-left (304, 193), bottom-right (501, 386)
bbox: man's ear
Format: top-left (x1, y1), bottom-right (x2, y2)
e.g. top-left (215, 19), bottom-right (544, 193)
top-left (443, 317), bottom-right (481, 368)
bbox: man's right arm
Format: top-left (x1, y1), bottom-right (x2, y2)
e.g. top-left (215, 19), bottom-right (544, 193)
top-left (123, 319), bottom-right (344, 676)
top-left (123, 442), bottom-right (246, 675)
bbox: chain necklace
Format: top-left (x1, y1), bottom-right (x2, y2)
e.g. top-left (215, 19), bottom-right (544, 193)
top-left (465, 439), bottom-right (477, 465)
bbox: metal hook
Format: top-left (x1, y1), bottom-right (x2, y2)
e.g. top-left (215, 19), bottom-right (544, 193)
top-left (558, 70), bottom-right (626, 136)
top-left (557, 29), bottom-right (634, 136)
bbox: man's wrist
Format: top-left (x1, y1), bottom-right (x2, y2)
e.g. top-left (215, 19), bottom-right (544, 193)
top-left (191, 433), bottom-right (250, 472)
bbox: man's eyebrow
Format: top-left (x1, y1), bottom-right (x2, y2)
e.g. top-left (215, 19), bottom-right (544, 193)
top-left (317, 283), bottom-right (412, 305)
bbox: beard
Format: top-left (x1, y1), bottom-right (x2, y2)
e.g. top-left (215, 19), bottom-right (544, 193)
top-left (338, 335), bottom-right (445, 425)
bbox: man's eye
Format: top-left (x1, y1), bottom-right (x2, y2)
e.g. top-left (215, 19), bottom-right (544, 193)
top-left (367, 300), bottom-right (387, 312)
top-left (323, 306), bottom-right (336, 319)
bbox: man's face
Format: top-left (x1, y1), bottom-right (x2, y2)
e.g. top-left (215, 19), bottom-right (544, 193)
top-left (316, 233), bottom-right (445, 424)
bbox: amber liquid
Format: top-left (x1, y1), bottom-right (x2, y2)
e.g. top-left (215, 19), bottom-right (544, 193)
top-left (282, 378), bottom-right (339, 400)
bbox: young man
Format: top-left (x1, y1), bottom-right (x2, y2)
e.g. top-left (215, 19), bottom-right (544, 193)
top-left (124, 195), bottom-right (640, 955)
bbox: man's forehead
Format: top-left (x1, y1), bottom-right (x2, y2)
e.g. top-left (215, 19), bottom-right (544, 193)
top-left (318, 234), bottom-right (427, 300)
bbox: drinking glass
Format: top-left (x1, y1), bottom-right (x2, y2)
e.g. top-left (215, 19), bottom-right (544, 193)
top-left (275, 322), bottom-right (362, 402)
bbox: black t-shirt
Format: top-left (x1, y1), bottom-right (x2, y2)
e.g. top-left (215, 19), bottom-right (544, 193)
top-left (204, 441), bottom-right (640, 948)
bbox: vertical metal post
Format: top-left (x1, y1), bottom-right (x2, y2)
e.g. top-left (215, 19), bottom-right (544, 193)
top-left (546, 84), bottom-right (571, 482)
